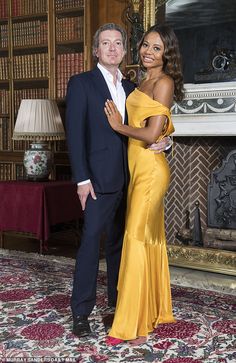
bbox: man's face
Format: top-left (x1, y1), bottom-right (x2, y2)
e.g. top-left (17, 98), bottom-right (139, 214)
top-left (95, 30), bottom-right (126, 68)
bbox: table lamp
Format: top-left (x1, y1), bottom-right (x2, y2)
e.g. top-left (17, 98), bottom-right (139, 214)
top-left (13, 99), bottom-right (66, 181)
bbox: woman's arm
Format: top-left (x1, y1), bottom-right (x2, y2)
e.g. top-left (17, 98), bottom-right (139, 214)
top-left (104, 77), bottom-right (174, 144)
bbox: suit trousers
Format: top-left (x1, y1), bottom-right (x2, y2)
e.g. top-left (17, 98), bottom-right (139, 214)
top-left (71, 189), bottom-right (125, 317)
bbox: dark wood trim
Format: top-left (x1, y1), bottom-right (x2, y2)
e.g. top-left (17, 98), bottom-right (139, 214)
top-left (0, 151), bottom-right (24, 162)
top-left (0, 151), bottom-right (69, 164)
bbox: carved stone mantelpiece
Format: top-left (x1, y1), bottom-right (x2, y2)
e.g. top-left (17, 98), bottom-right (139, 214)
top-left (172, 81), bottom-right (236, 136)
top-left (167, 245), bottom-right (236, 276)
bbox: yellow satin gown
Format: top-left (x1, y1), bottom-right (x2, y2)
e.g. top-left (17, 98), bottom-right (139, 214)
top-left (109, 88), bottom-right (175, 340)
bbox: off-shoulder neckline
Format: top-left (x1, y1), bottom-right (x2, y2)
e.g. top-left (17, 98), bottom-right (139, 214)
top-left (135, 88), bottom-right (168, 109)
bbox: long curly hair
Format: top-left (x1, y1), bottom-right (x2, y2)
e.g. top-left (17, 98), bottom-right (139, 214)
top-left (138, 24), bottom-right (184, 102)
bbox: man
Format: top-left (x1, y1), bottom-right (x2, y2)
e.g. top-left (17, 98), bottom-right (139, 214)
top-left (66, 23), bottom-right (169, 337)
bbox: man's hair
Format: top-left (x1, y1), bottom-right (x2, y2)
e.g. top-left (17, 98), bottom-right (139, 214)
top-left (92, 23), bottom-right (127, 57)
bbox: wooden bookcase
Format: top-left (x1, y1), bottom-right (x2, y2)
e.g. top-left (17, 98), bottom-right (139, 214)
top-left (0, 0), bottom-right (92, 180)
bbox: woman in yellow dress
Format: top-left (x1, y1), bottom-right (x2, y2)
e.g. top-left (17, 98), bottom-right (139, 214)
top-left (104, 24), bottom-right (184, 344)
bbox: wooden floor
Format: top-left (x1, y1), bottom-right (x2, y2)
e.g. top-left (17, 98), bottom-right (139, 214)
top-left (2, 229), bottom-right (106, 259)
top-left (2, 232), bottom-right (79, 258)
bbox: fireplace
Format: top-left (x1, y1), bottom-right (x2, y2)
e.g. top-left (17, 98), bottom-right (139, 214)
top-left (208, 150), bottom-right (236, 230)
top-left (166, 81), bottom-right (236, 276)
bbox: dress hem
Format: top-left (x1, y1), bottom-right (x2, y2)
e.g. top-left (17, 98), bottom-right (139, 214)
top-left (108, 317), bottom-right (176, 341)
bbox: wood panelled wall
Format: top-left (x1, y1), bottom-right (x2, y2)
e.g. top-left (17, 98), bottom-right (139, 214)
top-left (90, 0), bottom-right (130, 65)
top-left (95, 0), bottom-right (129, 27)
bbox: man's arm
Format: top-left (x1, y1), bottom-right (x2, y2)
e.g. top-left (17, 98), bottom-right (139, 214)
top-left (66, 76), bottom-right (90, 182)
top-left (66, 76), bottom-right (96, 209)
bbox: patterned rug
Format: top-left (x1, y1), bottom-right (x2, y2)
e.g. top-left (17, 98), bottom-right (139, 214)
top-left (0, 249), bottom-right (235, 363)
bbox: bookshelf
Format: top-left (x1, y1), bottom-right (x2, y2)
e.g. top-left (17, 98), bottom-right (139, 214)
top-left (0, 0), bottom-right (10, 160)
top-left (0, 0), bottom-right (91, 180)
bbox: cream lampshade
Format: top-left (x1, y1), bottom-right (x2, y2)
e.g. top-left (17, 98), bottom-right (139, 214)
top-left (13, 99), bottom-right (65, 181)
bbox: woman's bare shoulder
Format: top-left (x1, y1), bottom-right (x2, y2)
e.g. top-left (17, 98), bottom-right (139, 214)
top-left (153, 75), bottom-right (174, 107)
top-left (154, 74), bottom-right (173, 89)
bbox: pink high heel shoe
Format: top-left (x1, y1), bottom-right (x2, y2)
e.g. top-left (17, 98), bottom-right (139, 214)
top-left (105, 336), bottom-right (124, 346)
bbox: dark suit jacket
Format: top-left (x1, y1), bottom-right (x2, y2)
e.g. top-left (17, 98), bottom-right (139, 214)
top-left (66, 67), bottom-right (135, 193)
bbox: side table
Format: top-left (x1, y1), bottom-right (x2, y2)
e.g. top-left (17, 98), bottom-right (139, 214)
top-left (0, 180), bottom-right (82, 253)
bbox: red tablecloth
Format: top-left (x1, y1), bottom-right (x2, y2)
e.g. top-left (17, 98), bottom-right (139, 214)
top-left (0, 181), bottom-right (82, 241)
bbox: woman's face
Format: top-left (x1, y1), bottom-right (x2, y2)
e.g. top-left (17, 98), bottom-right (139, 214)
top-left (139, 31), bottom-right (165, 70)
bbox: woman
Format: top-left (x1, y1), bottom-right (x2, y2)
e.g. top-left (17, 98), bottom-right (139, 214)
top-left (104, 24), bottom-right (184, 344)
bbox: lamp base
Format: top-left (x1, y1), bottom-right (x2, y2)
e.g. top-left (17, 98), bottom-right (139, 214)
top-left (24, 142), bottom-right (53, 181)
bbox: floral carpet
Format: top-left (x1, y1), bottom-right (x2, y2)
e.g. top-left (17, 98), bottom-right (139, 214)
top-left (0, 249), bottom-right (235, 363)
